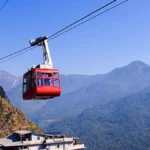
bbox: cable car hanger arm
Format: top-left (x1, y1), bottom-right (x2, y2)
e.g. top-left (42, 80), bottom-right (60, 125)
top-left (29, 36), bottom-right (53, 69)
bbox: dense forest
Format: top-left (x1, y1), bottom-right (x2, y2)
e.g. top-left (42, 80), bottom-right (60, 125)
top-left (47, 86), bottom-right (150, 150)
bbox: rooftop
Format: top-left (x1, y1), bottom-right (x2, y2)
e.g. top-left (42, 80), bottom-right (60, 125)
top-left (14, 130), bottom-right (32, 135)
top-left (0, 130), bottom-right (74, 147)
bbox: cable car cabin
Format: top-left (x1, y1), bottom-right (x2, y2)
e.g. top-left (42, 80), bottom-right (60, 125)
top-left (23, 68), bottom-right (61, 100)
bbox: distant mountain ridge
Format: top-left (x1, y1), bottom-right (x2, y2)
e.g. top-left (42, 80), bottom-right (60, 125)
top-left (32, 61), bottom-right (150, 126)
top-left (1, 60), bottom-right (150, 149)
top-left (60, 74), bottom-right (104, 94)
top-left (112, 61), bottom-right (150, 72)
top-left (0, 70), bottom-right (21, 92)
top-left (1, 60), bottom-right (150, 128)
top-left (7, 73), bottom-right (103, 116)
top-left (46, 85), bottom-right (150, 150)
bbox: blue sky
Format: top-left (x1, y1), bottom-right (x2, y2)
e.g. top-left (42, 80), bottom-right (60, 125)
top-left (0, 0), bottom-right (150, 76)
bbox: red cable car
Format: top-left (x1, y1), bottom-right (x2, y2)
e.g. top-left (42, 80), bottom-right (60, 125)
top-left (22, 36), bottom-right (61, 100)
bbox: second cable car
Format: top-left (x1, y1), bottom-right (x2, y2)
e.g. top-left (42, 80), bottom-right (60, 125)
top-left (23, 36), bottom-right (61, 100)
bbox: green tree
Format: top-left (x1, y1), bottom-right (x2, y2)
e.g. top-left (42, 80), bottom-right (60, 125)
top-left (0, 86), bottom-right (8, 99)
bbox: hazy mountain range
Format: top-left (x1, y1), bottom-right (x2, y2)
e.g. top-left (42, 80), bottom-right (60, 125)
top-left (2, 61), bottom-right (150, 119)
top-left (1, 60), bottom-right (150, 149)
top-left (0, 70), bottom-right (21, 92)
top-left (31, 60), bottom-right (150, 126)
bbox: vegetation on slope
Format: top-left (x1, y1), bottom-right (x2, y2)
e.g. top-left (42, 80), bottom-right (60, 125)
top-left (0, 86), bottom-right (42, 138)
top-left (0, 86), bottom-right (9, 100)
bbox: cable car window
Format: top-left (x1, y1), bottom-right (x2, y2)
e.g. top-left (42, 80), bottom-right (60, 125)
top-left (32, 79), bottom-right (36, 88)
top-left (37, 72), bottom-right (42, 77)
top-left (34, 80), bottom-right (36, 87)
top-left (23, 78), bottom-right (26, 83)
top-left (26, 76), bottom-right (29, 90)
top-left (43, 73), bottom-right (52, 77)
top-left (53, 72), bottom-right (59, 78)
top-left (54, 79), bottom-right (59, 87)
top-left (32, 72), bottom-right (35, 78)
top-left (37, 78), bottom-right (43, 86)
top-left (23, 84), bottom-right (26, 93)
top-left (26, 73), bottom-right (31, 90)
top-left (44, 78), bottom-right (52, 86)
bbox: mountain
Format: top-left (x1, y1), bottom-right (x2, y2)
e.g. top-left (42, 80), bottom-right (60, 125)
top-left (7, 74), bottom-right (103, 116)
top-left (7, 84), bottom-right (47, 116)
top-left (60, 74), bottom-right (104, 94)
top-left (0, 70), bottom-right (21, 92)
top-left (0, 96), bottom-right (42, 138)
top-left (46, 86), bottom-right (150, 150)
top-left (32, 61), bottom-right (150, 125)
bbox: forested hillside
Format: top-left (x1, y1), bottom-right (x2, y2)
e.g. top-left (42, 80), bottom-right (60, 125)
top-left (46, 86), bottom-right (150, 150)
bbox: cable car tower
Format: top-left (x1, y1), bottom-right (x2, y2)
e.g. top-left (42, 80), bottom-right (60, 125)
top-left (22, 36), bottom-right (61, 100)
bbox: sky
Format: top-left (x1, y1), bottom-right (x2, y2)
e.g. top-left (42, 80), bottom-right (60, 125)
top-left (0, 0), bottom-right (150, 76)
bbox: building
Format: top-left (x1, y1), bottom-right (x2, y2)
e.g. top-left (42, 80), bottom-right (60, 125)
top-left (0, 130), bottom-right (86, 150)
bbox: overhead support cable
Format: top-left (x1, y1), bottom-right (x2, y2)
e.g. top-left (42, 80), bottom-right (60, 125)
top-left (0, 0), bottom-right (116, 62)
top-left (47, 0), bottom-right (117, 40)
top-left (0, 0), bottom-right (128, 63)
top-left (48, 0), bottom-right (128, 41)
top-left (0, 0), bottom-right (8, 12)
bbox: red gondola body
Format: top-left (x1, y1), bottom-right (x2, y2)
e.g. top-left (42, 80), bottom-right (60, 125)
top-left (23, 68), bottom-right (61, 100)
